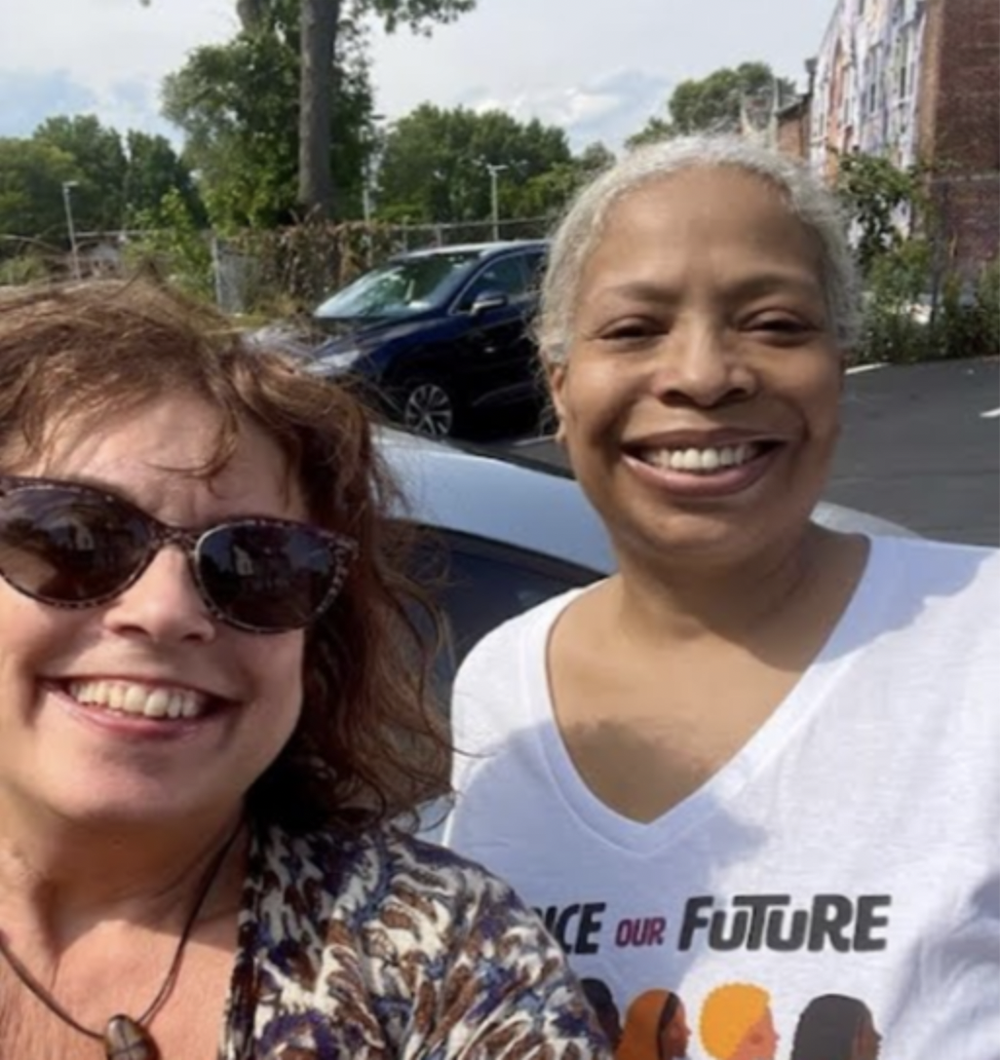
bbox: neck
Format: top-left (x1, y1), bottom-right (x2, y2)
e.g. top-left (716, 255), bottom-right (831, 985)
top-left (0, 799), bottom-right (247, 950)
top-left (610, 523), bottom-right (863, 646)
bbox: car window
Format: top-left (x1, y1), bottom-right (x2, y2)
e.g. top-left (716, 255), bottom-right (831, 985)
top-left (455, 254), bottom-right (533, 311)
top-left (409, 528), bottom-right (601, 694)
top-left (314, 250), bottom-right (482, 320)
top-left (521, 250), bottom-right (547, 292)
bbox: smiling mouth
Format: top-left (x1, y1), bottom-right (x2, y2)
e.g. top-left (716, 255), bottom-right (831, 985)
top-left (63, 680), bottom-right (216, 721)
top-left (632, 441), bottom-right (780, 474)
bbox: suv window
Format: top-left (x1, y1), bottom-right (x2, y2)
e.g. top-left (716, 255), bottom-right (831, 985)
top-left (521, 250), bottom-right (546, 292)
top-left (456, 253), bottom-right (535, 311)
top-left (314, 250), bottom-right (482, 320)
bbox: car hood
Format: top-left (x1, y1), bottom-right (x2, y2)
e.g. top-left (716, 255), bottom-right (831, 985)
top-left (313, 312), bottom-right (440, 353)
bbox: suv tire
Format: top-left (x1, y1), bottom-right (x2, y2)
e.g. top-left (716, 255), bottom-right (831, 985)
top-left (401, 379), bottom-right (457, 438)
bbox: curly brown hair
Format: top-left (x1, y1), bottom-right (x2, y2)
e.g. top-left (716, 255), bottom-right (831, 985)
top-left (0, 278), bottom-right (452, 833)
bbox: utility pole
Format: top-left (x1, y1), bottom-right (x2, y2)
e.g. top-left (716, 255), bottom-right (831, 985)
top-left (484, 163), bottom-right (508, 241)
top-left (62, 180), bottom-right (81, 280)
top-left (362, 114), bottom-right (385, 264)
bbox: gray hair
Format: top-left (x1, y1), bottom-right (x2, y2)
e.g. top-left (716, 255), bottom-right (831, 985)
top-left (538, 134), bottom-right (860, 362)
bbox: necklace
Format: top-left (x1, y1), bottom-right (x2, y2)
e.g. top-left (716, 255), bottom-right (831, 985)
top-left (0, 821), bottom-right (244, 1060)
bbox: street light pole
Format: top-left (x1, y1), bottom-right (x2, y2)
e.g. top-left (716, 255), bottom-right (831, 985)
top-left (362, 114), bottom-right (386, 264)
top-left (61, 181), bottom-right (81, 280)
top-left (484, 163), bottom-right (508, 241)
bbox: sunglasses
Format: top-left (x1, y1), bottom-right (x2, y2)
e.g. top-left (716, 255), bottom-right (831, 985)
top-left (0, 475), bottom-right (358, 634)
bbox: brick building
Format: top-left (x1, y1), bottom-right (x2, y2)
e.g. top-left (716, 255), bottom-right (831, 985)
top-left (779, 0), bottom-right (998, 278)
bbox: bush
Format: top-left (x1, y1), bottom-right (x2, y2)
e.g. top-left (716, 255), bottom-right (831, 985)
top-left (122, 189), bottom-right (214, 302)
top-left (0, 252), bottom-right (50, 286)
top-left (973, 257), bottom-right (1000, 356)
top-left (856, 239), bottom-right (936, 363)
top-left (856, 240), bottom-right (998, 363)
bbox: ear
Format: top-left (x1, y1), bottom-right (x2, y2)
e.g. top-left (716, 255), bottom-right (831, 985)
top-left (541, 355), bottom-right (569, 443)
top-left (544, 354), bottom-right (569, 425)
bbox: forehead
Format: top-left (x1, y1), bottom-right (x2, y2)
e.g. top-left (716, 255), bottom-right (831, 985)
top-left (16, 396), bottom-right (301, 514)
top-left (587, 167), bottom-right (822, 278)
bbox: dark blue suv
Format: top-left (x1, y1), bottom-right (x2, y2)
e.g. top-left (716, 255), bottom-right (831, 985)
top-left (309, 241), bottom-right (548, 437)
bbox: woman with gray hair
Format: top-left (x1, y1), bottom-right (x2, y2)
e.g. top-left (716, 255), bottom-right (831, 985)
top-left (443, 135), bottom-right (998, 1056)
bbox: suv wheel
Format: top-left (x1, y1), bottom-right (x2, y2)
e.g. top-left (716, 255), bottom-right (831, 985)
top-left (401, 380), bottom-right (456, 437)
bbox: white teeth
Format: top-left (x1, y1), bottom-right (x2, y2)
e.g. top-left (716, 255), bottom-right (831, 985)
top-left (648, 443), bottom-right (758, 474)
top-left (700, 448), bottom-right (721, 471)
top-left (66, 680), bottom-right (208, 720)
top-left (143, 688), bottom-right (171, 718)
top-left (123, 685), bottom-right (148, 713)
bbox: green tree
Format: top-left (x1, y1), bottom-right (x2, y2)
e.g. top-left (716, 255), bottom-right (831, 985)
top-left (295, 0), bottom-right (476, 218)
top-left (123, 131), bottom-right (207, 228)
top-left (154, 0), bottom-right (480, 220)
top-left (576, 141), bottom-right (616, 174)
top-left (376, 104), bottom-right (574, 223)
top-left (629, 62), bottom-right (796, 145)
top-left (125, 187), bottom-right (214, 298)
top-left (0, 138), bottom-right (79, 242)
top-left (836, 151), bottom-right (923, 277)
top-left (22, 116), bottom-right (202, 238)
top-left (163, 2), bottom-right (373, 228)
top-left (0, 122), bottom-right (203, 249)
top-left (32, 115), bottom-right (128, 232)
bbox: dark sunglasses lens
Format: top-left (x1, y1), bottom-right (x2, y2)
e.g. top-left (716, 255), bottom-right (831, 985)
top-left (0, 487), bottom-right (149, 604)
top-left (196, 523), bottom-right (341, 631)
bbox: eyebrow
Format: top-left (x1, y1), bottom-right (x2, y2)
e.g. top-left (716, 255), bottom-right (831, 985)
top-left (593, 271), bottom-right (824, 306)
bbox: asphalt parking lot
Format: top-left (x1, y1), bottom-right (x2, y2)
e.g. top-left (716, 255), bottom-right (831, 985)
top-left (826, 358), bottom-right (998, 546)
top-left (493, 358), bottom-right (999, 547)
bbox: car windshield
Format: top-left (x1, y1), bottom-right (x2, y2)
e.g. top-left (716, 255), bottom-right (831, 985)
top-left (314, 250), bottom-right (484, 321)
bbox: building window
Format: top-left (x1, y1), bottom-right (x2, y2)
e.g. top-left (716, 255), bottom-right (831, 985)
top-left (898, 29), bottom-right (910, 97)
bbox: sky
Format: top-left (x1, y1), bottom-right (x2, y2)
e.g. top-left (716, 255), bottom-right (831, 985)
top-left (0, 0), bottom-right (838, 152)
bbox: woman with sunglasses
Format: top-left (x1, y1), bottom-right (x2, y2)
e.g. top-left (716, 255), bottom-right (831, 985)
top-left (0, 280), bottom-right (609, 1059)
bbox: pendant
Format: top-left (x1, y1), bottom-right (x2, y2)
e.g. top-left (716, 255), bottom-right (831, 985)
top-left (105, 1015), bottom-right (159, 1060)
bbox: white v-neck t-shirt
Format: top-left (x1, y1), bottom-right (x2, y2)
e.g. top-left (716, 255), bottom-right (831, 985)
top-left (442, 536), bottom-right (1000, 1059)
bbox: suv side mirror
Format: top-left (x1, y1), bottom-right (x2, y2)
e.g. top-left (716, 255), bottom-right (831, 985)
top-left (469, 290), bottom-right (509, 315)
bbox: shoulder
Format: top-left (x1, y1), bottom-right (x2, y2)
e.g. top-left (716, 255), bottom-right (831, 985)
top-left (872, 533), bottom-right (998, 570)
top-left (245, 823), bottom-right (607, 1055)
top-left (255, 823), bottom-right (546, 934)
top-left (867, 535), bottom-right (998, 613)
top-left (847, 536), bottom-right (1000, 690)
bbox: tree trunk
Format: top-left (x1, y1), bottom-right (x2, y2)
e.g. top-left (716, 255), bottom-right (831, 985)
top-left (299, 0), bottom-right (341, 218)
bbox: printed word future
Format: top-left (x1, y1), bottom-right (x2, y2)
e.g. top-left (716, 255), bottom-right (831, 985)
top-left (679, 894), bottom-right (892, 953)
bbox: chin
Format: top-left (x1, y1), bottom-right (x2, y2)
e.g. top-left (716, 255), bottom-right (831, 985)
top-left (628, 493), bottom-right (820, 561)
top-left (33, 772), bottom-right (235, 831)
top-left (619, 511), bottom-right (770, 563)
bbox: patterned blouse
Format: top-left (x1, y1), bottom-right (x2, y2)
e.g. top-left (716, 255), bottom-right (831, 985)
top-left (219, 822), bottom-right (610, 1059)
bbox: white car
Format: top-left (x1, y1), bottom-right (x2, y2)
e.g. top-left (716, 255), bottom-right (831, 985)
top-left (380, 429), bottom-right (915, 677)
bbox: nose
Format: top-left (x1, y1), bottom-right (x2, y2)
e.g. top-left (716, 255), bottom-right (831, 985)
top-left (651, 318), bottom-right (755, 408)
top-left (103, 547), bottom-right (216, 643)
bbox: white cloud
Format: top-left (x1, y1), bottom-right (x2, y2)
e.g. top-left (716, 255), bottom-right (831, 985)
top-left (1, 0), bottom-right (833, 149)
top-left (459, 69), bottom-right (672, 151)
top-left (0, 0), bottom-right (234, 139)
top-left (467, 85), bottom-right (622, 129)
top-left (0, 0), bottom-right (235, 87)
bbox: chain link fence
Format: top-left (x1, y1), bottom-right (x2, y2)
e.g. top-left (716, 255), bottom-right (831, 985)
top-left (1, 216), bottom-right (554, 317)
top-left (211, 215), bottom-right (551, 315)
